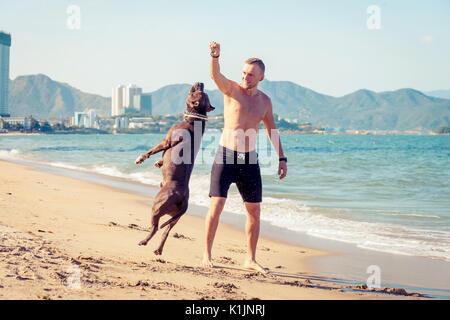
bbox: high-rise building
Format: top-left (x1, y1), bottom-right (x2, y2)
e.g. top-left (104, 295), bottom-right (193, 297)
top-left (133, 93), bottom-right (152, 115)
top-left (123, 84), bottom-right (142, 109)
top-left (111, 84), bottom-right (142, 116)
top-left (111, 85), bottom-right (124, 116)
top-left (0, 31), bottom-right (11, 117)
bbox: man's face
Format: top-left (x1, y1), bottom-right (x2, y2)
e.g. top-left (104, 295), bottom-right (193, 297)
top-left (241, 63), bottom-right (264, 89)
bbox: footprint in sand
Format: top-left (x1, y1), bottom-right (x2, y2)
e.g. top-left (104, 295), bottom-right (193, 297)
top-left (211, 282), bottom-right (238, 293)
top-left (128, 223), bottom-right (139, 229)
top-left (243, 272), bottom-right (261, 279)
top-left (77, 255), bottom-right (104, 264)
top-left (154, 258), bottom-right (166, 264)
top-left (217, 256), bottom-right (236, 265)
top-left (172, 233), bottom-right (193, 241)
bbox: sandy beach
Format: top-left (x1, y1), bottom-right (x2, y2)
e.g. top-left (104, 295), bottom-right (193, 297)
top-left (0, 160), bottom-right (430, 300)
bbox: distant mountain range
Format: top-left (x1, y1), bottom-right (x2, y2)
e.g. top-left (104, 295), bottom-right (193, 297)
top-left (425, 90), bottom-right (450, 100)
top-left (9, 74), bottom-right (110, 119)
top-left (8, 74), bottom-right (450, 131)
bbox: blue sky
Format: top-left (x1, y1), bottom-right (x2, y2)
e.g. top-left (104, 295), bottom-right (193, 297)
top-left (1, 0), bottom-right (449, 97)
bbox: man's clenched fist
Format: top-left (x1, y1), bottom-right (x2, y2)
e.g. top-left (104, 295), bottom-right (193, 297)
top-left (209, 41), bottom-right (220, 57)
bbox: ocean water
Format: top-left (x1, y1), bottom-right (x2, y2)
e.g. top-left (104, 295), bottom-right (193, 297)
top-left (1, 133), bottom-right (449, 262)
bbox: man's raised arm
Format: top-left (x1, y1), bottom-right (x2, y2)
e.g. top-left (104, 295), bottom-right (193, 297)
top-left (209, 41), bottom-right (237, 97)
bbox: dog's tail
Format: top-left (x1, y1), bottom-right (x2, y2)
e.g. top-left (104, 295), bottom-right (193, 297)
top-left (160, 212), bottom-right (184, 229)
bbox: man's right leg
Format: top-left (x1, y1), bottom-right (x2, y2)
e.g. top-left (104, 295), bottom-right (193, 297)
top-left (202, 196), bottom-right (226, 268)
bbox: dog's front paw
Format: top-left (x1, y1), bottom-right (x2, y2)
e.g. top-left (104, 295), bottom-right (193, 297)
top-left (153, 249), bottom-right (162, 255)
top-left (135, 154), bottom-right (148, 164)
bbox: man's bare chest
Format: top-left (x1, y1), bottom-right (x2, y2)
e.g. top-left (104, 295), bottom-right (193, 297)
top-left (226, 96), bottom-right (267, 120)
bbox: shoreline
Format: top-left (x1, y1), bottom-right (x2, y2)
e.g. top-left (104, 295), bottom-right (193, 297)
top-left (0, 158), bottom-right (448, 299)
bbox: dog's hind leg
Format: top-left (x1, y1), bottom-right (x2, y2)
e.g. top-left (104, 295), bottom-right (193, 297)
top-left (138, 229), bottom-right (157, 246)
top-left (138, 215), bottom-right (159, 246)
top-left (139, 190), bottom-right (181, 247)
top-left (153, 217), bottom-right (180, 255)
top-left (154, 199), bottom-right (188, 255)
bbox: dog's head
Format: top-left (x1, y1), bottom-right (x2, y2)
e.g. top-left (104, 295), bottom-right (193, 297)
top-left (186, 82), bottom-right (215, 115)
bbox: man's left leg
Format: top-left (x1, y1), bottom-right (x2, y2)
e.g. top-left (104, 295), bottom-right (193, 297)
top-left (243, 202), bottom-right (269, 274)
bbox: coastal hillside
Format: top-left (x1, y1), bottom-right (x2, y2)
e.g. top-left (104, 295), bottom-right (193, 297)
top-left (8, 74), bottom-right (450, 131)
top-left (8, 74), bottom-right (110, 119)
top-left (321, 88), bottom-right (450, 131)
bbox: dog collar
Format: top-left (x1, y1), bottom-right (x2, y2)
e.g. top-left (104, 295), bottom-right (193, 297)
top-left (183, 112), bottom-right (208, 121)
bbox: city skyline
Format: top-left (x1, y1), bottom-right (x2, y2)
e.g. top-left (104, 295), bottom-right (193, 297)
top-left (0, 1), bottom-right (449, 98)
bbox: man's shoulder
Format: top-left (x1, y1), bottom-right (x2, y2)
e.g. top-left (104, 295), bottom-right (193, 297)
top-left (223, 81), bottom-right (242, 98)
top-left (257, 90), bottom-right (272, 104)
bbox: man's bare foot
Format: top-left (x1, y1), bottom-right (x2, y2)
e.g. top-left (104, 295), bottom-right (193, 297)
top-left (202, 254), bottom-right (214, 268)
top-left (243, 259), bottom-right (270, 274)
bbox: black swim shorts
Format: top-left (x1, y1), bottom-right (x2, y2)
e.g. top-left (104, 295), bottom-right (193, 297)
top-left (209, 145), bottom-right (262, 203)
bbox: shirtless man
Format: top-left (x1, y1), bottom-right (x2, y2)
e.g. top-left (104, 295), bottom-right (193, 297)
top-left (202, 41), bottom-right (287, 274)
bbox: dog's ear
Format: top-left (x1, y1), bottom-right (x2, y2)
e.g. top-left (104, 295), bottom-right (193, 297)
top-left (190, 82), bottom-right (204, 93)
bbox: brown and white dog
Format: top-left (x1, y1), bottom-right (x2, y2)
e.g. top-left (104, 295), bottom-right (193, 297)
top-left (135, 82), bottom-right (214, 255)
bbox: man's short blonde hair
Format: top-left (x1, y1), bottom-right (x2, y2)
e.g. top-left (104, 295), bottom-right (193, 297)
top-left (245, 58), bottom-right (265, 74)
